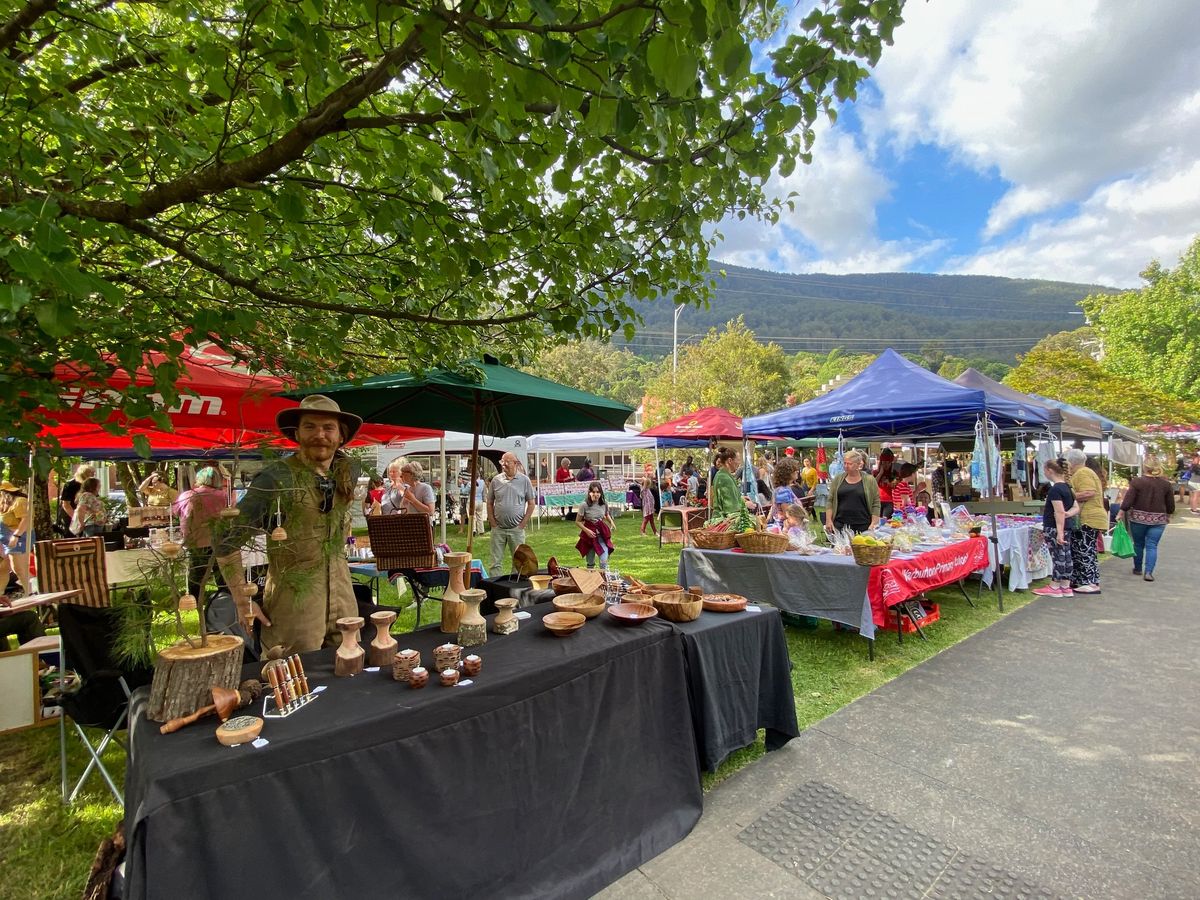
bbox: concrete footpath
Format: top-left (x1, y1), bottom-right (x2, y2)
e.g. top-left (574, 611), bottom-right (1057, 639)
top-left (600, 515), bottom-right (1200, 899)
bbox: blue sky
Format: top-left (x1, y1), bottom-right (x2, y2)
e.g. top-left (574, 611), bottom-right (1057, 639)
top-left (712, 0), bottom-right (1200, 288)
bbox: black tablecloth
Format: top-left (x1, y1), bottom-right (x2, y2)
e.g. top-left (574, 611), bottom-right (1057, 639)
top-left (124, 606), bottom-right (702, 900)
top-left (679, 548), bottom-right (877, 639)
top-left (667, 606), bottom-right (800, 772)
top-left (479, 574), bottom-right (556, 612)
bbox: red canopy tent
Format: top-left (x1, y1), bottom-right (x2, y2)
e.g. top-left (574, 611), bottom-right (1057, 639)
top-left (34, 342), bottom-right (440, 452)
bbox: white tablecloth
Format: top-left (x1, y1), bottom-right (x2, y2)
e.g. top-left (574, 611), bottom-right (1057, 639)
top-left (978, 524), bottom-right (1050, 591)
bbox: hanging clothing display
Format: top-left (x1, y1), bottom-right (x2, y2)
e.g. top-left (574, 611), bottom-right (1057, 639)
top-left (1011, 438), bottom-right (1027, 483)
top-left (970, 420), bottom-right (1002, 498)
top-left (1034, 441), bottom-right (1057, 486)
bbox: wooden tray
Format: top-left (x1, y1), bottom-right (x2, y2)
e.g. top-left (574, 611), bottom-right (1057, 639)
top-left (701, 593), bottom-right (748, 613)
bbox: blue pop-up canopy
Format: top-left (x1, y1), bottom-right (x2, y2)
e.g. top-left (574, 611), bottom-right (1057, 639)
top-left (744, 349), bottom-right (1050, 440)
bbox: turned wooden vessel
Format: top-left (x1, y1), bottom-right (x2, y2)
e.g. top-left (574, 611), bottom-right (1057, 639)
top-left (493, 597), bottom-right (518, 635)
top-left (457, 588), bottom-right (487, 647)
top-left (392, 648), bottom-right (420, 682)
top-left (443, 551), bottom-right (472, 602)
top-left (368, 610), bottom-right (397, 667)
top-left (335, 616), bottom-right (365, 677)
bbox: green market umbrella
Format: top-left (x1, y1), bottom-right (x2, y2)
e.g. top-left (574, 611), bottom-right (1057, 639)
top-left (284, 357), bottom-right (634, 551)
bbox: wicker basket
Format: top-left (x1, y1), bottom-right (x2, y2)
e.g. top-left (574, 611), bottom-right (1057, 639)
top-left (691, 529), bottom-right (738, 550)
top-left (850, 542), bottom-right (892, 566)
top-left (366, 514), bottom-right (437, 570)
top-left (735, 531), bottom-right (790, 554)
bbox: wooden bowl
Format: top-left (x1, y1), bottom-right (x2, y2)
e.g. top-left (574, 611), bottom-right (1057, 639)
top-left (701, 593), bottom-right (748, 613)
top-left (551, 577), bottom-right (578, 596)
top-left (543, 611), bottom-right (586, 637)
top-left (552, 593), bottom-right (606, 619)
top-left (641, 583), bottom-right (684, 594)
top-left (606, 602), bottom-right (659, 626)
top-left (528, 574), bottom-right (553, 591)
top-left (653, 595), bottom-right (703, 622)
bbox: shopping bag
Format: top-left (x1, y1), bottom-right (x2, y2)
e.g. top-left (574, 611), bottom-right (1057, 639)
top-left (1109, 521), bottom-right (1134, 559)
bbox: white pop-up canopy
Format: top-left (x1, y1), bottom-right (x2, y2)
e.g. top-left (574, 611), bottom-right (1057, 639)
top-left (527, 430), bottom-right (657, 452)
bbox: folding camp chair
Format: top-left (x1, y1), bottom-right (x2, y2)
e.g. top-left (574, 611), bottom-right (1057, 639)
top-left (35, 537), bottom-right (152, 803)
top-left (366, 515), bottom-right (439, 628)
top-left (57, 603), bottom-right (152, 804)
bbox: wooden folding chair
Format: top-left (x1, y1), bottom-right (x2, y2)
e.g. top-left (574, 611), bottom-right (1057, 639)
top-left (34, 538), bottom-right (111, 609)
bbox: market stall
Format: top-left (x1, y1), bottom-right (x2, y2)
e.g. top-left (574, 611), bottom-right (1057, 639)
top-left (526, 430), bottom-right (656, 519)
top-left (122, 601), bottom-right (797, 898)
top-left (679, 536), bottom-right (989, 650)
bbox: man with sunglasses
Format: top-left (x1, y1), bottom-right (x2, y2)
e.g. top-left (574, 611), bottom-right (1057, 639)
top-left (486, 451), bottom-right (535, 575)
top-left (217, 395), bottom-right (362, 654)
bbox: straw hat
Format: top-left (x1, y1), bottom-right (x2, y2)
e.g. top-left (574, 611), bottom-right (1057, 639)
top-left (0, 480), bottom-right (20, 493)
top-left (276, 395), bottom-right (362, 445)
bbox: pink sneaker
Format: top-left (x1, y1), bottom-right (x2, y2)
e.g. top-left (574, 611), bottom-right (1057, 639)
top-left (1059, 588), bottom-right (1074, 597)
top-left (1032, 586), bottom-right (1062, 596)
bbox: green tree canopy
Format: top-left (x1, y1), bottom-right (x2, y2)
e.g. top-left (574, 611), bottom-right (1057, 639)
top-left (522, 339), bottom-right (658, 408)
top-left (0, 0), bottom-right (904, 449)
top-left (1005, 348), bottom-right (1200, 427)
top-left (1081, 236), bottom-right (1200, 401)
top-left (789, 348), bottom-right (874, 403)
top-left (642, 318), bottom-right (790, 423)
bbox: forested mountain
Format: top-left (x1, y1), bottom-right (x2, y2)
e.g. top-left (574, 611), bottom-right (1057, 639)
top-left (619, 265), bottom-right (1119, 363)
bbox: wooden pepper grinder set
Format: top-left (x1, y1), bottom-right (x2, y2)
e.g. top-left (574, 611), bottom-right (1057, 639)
top-left (263, 654), bottom-right (314, 715)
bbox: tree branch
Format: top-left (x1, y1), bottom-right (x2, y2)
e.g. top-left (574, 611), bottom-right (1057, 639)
top-left (0, 0), bottom-right (57, 53)
top-left (58, 24), bottom-right (432, 224)
top-left (121, 220), bottom-right (549, 327)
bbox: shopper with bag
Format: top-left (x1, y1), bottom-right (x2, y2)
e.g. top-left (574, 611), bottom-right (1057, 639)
top-left (1119, 458), bottom-right (1175, 582)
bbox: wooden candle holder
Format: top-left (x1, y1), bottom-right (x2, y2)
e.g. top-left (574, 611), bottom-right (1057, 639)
top-left (493, 598), bottom-right (518, 635)
top-left (368, 610), bottom-right (398, 667)
top-left (334, 616), bottom-right (365, 677)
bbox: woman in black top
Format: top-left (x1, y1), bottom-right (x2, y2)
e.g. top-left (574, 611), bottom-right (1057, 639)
top-left (1034, 460), bottom-right (1079, 597)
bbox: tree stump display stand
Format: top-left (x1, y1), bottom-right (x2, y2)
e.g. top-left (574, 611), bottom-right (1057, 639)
top-left (145, 634), bottom-right (245, 723)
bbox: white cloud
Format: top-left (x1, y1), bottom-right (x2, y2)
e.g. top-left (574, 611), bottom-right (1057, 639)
top-left (860, 0), bottom-right (1200, 284)
top-left (711, 124), bottom-right (946, 273)
top-left (950, 160), bottom-right (1200, 285)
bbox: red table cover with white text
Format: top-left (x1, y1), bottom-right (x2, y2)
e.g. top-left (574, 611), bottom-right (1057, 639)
top-left (866, 537), bottom-right (989, 626)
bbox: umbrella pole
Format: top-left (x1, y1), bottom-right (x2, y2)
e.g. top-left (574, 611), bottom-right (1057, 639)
top-left (439, 435), bottom-right (447, 546)
top-left (465, 408), bottom-right (481, 556)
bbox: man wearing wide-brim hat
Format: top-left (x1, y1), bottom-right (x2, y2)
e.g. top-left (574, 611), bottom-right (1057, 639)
top-left (217, 395), bottom-right (363, 654)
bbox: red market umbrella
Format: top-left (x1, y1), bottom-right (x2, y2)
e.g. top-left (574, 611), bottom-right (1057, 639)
top-left (640, 407), bottom-right (748, 443)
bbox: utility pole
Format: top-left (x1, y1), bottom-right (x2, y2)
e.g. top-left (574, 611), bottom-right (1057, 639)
top-left (672, 305), bottom-right (684, 383)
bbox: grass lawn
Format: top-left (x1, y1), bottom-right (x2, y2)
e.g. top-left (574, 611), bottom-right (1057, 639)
top-left (0, 513), bottom-right (1036, 899)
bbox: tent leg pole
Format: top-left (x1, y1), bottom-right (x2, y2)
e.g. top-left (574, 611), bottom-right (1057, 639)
top-left (439, 435), bottom-right (447, 546)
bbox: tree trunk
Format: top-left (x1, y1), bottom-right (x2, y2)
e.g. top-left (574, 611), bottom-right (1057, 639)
top-left (114, 462), bottom-right (142, 507)
top-left (32, 468), bottom-right (53, 545)
top-left (145, 634), bottom-right (245, 722)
